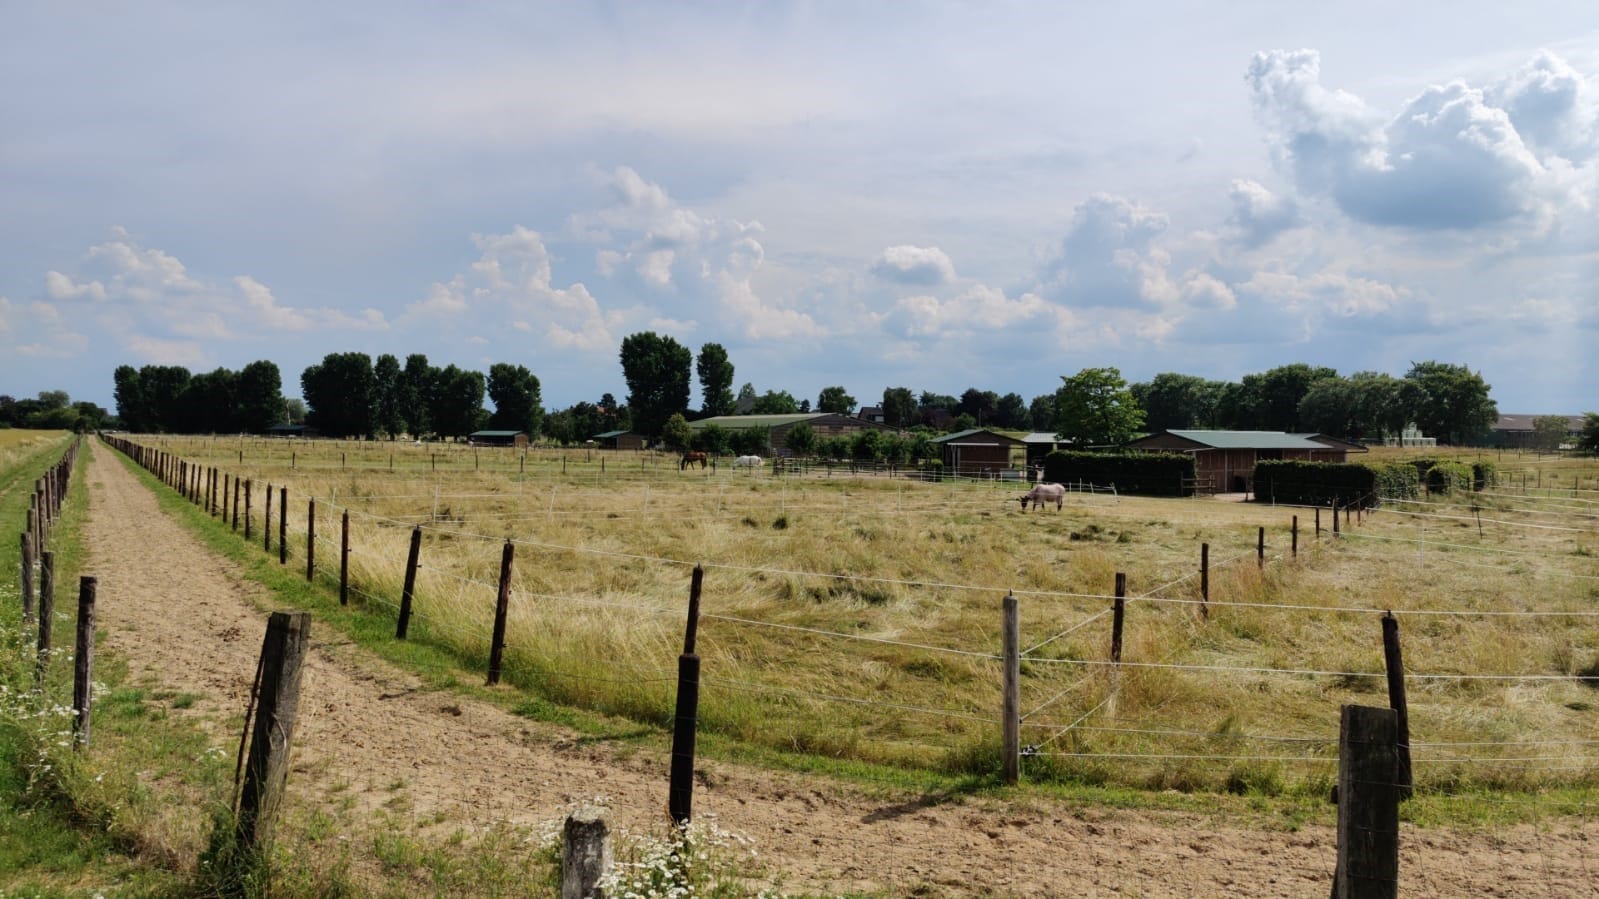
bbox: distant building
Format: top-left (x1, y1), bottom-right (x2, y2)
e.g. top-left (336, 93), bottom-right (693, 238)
top-left (1482, 414), bottom-right (1586, 448)
top-left (267, 423), bottom-right (314, 438)
top-left (857, 405), bottom-right (885, 424)
top-left (688, 413), bottom-right (899, 455)
top-left (468, 430), bottom-right (528, 448)
top-left (594, 429), bottom-right (649, 451)
top-left (1127, 430), bottom-right (1365, 494)
top-left (931, 428), bottom-right (1025, 478)
top-left (1021, 432), bottom-right (1069, 470)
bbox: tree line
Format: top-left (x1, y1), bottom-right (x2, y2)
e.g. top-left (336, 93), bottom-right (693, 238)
top-left (99, 332), bottom-right (1527, 449)
top-left (0, 391), bottom-right (112, 431)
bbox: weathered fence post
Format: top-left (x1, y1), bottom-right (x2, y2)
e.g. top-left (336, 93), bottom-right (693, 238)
top-left (244, 480), bottom-right (253, 539)
top-left (232, 476), bottom-right (241, 531)
top-left (1292, 515), bottom-right (1299, 558)
top-left (562, 806), bottom-right (613, 899)
top-left (669, 565), bottom-right (705, 824)
top-left (1110, 572), bottom-right (1126, 664)
top-left (1380, 613), bottom-right (1412, 797)
top-left (1331, 704), bottom-right (1400, 899)
top-left (73, 576), bottom-right (97, 749)
top-left (1200, 542), bottom-right (1209, 619)
top-left (1257, 526), bottom-right (1265, 568)
top-left (235, 610), bottom-right (311, 855)
top-left (339, 510), bottom-right (349, 606)
top-left (20, 532), bottom-right (34, 619)
top-left (1002, 591), bottom-right (1020, 785)
top-left (305, 499), bottom-right (316, 581)
top-left (396, 525), bottom-right (422, 639)
top-left (1316, 506), bottom-right (1322, 538)
top-left (487, 540), bottom-right (515, 685)
top-left (36, 551), bottom-right (54, 679)
top-left (278, 486), bottom-right (288, 565)
top-left (263, 483), bottom-right (273, 552)
top-left (1332, 502), bottom-right (1341, 538)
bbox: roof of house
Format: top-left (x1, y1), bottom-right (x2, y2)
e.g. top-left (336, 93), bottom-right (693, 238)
top-left (469, 430), bottom-right (525, 437)
top-left (688, 413), bottom-right (824, 429)
top-left (1493, 414), bottom-right (1586, 432)
top-left (1132, 430), bottom-right (1357, 451)
top-left (932, 428), bottom-right (1025, 445)
top-left (592, 429), bottom-right (636, 439)
top-left (1021, 432), bottom-right (1065, 444)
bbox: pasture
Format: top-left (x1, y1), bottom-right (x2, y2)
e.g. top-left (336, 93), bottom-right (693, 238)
top-left (124, 436), bottom-right (1599, 795)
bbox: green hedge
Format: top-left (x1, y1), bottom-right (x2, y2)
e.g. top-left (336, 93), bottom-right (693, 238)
top-left (1252, 460), bottom-right (1378, 508)
top-left (1371, 462), bottom-right (1421, 501)
top-left (1471, 461), bottom-right (1496, 490)
top-left (1425, 460), bottom-right (1473, 494)
top-left (1042, 450), bottom-right (1195, 497)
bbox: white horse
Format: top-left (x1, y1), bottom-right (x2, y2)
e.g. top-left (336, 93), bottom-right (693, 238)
top-left (1019, 482), bottom-right (1066, 511)
top-left (733, 454), bottom-right (763, 468)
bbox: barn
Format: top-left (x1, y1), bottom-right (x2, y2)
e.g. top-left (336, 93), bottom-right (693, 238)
top-left (593, 429), bottom-right (649, 451)
top-left (1126, 430), bottom-right (1365, 494)
top-left (932, 429), bottom-right (1024, 478)
top-left (1021, 432), bottom-right (1069, 472)
top-left (468, 430), bottom-right (529, 448)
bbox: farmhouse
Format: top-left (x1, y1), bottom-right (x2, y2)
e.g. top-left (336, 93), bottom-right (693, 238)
top-left (688, 413), bottom-right (899, 455)
top-left (593, 429), bottom-right (649, 451)
top-left (1126, 429), bottom-right (1365, 494)
top-left (932, 428), bottom-right (1024, 478)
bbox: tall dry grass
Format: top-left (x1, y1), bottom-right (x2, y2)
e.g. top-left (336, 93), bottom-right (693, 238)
top-left (136, 435), bottom-right (1599, 792)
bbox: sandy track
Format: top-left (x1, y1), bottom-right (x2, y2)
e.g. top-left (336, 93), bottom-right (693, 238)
top-left (80, 440), bottom-right (1596, 896)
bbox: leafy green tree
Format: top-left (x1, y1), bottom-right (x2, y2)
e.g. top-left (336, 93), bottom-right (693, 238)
top-left (817, 386), bottom-right (856, 414)
top-left (881, 387), bottom-right (918, 428)
top-left (918, 391), bottom-right (957, 411)
top-left (1256, 364), bottom-right (1339, 431)
top-left (1028, 394), bottom-right (1055, 431)
top-left (696, 343), bottom-right (736, 417)
top-left (178, 368), bottom-right (238, 433)
top-left (693, 422), bottom-right (730, 454)
top-left (113, 365), bottom-right (151, 432)
top-left (1131, 373), bottom-right (1225, 432)
top-left (139, 365), bottom-right (193, 433)
top-left (995, 392), bottom-right (1028, 429)
top-left (372, 354), bottom-right (405, 438)
top-left (784, 422), bottom-right (817, 457)
top-left (1577, 412), bottom-right (1599, 453)
top-left (1053, 367), bottom-right (1145, 447)
top-left (905, 431), bottom-right (937, 462)
top-left (879, 433), bottom-right (910, 464)
top-left (1297, 377), bottom-right (1363, 438)
top-left (620, 331), bottom-right (692, 439)
top-left (302, 352), bottom-right (375, 438)
top-left (661, 413), bottom-right (693, 451)
top-left (429, 365), bottom-right (486, 439)
top-left (283, 398), bottom-right (307, 424)
top-left (956, 388), bottom-right (999, 425)
top-left (487, 363), bottom-right (543, 438)
top-left (751, 390), bottom-right (799, 414)
top-left (729, 425), bottom-right (771, 456)
top-left (1349, 371), bottom-right (1409, 439)
top-left (236, 360), bottom-right (283, 433)
top-left (818, 435), bottom-right (850, 460)
top-left (398, 354), bottom-right (434, 437)
top-left (850, 428), bottom-right (884, 461)
top-left (952, 413), bottom-right (976, 432)
top-left (1402, 361), bottom-right (1498, 445)
top-left (1531, 415), bottom-right (1572, 451)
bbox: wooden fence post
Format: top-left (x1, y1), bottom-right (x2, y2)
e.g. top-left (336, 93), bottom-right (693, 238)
top-left (244, 480), bottom-right (253, 540)
top-left (396, 526), bottom-right (422, 639)
top-left (669, 565), bottom-right (705, 824)
top-left (1380, 613), bottom-right (1413, 797)
top-left (1332, 704), bottom-right (1400, 899)
top-left (305, 499), bottom-right (316, 581)
top-left (1110, 573), bottom-right (1125, 664)
top-left (1333, 502), bottom-right (1341, 538)
top-left (561, 807), bottom-right (613, 899)
top-left (278, 486), bottom-right (288, 565)
top-left (232, 477), bottom-right (241, 531)
top-left (1257, 526), bottom-right (1265, 568)
top-left (1002, 591), bottom-right (1020, 785)
top-left (20, 532), bottom-right (34, 619)
top-left (1292, 515), bottom-right (1299, 558)
top-left (1200, 542), bottom-right (1209, 619)
top-left (487, 540), bottom-right (515, 685)
top-left (1316, 506), bottom-right (1322, 538)
top-left (36, 551), bottom-right (54, 679)
top-left (263, 483), bottom-right (272, 552)
top-left (339, 510), bottom-right (349, 606)
top-left (235, 610), bottom-right (311, 854)
top-left (73, 576), bottom-right (96, 749)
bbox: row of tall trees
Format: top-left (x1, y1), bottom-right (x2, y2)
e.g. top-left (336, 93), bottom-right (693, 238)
top-left (298, 353), bottom-right (544, 440)
top-left (113, 362), bottom-right (282, 434)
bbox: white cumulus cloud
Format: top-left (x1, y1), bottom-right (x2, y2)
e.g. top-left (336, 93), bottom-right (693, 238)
top-left (870, 245), bottom-right (957, 285)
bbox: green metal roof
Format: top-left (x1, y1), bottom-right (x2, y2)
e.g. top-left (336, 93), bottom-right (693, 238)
top-left (593, 429), bottom-right (633, 439)
top-left (688, 413), bottom-right (823, 429)
top-left (469, 430), bottom-right (525, 437)
top-left (932, 428), bottom-right (1024, 444)
top-left (1147, 430), bottom-right (1340, 450)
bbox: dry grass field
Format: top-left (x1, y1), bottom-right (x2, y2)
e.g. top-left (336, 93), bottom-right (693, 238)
top-left (126, 436), bottom-right (1599, 796)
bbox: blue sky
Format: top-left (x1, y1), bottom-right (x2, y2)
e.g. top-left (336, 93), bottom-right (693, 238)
top-left (3, 2), bottom-right (1596, 416)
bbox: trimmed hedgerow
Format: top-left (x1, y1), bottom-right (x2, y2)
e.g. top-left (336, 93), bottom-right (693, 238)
top-left (1371, 462), bottom-right (1421, 501)
top-left (1042, 450), bottom-right (1195, 497)
top-left (1471, 460), bottom-right (1496, 491)
top-left (1252, 460), bottom-right (1379, 508)
top-left (1425, 460), bottom-right (1473, 494)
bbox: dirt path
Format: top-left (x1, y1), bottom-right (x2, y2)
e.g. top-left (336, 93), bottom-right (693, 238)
top-left (80, 440), bottom-right (1596, 897)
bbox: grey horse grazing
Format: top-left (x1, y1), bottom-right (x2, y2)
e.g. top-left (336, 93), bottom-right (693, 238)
top-left (1019, 482), bottom-right (1066, 511)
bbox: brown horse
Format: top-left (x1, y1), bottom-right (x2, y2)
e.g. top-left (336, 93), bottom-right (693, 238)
top-left (680, 451), bottom-right (708, 471)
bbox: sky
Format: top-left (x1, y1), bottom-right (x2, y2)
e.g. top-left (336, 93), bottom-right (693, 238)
top-left (3, 2), bottom-right (1596, 418)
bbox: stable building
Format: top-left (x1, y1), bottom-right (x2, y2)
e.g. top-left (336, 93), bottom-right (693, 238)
top-left (687, 413), bottom-right (899, 455)
top-left (1127, 430), bottom-right (1365, 494)
top-left (932, 428), bottom-right (1025, 478)
top-left (468, 429), bottom-right (529, 448)
top-left (593, 429), bottom-right (649, 451)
